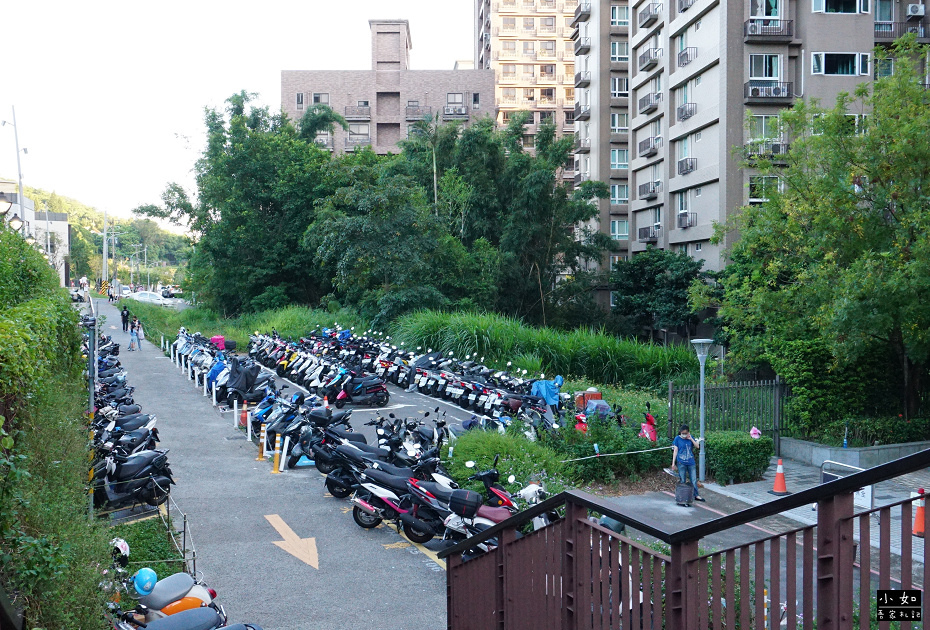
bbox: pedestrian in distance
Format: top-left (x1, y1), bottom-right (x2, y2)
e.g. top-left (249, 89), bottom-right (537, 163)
top-left (129, 316), bottom-right (140, 351)
top-left (121, 306), bottom-right (130, 332)
top-left (671, 424), bottom-right (705, 504)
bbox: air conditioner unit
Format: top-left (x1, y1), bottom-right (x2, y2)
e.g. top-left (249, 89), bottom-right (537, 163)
top-left (770, 142), bottom-right (788, 154)
top-left (747, 21), bottom-right (762, 35)
top-left (483, 32), bottom-right (491, 43)
top-left (653, 223), bottom-right (662, 231)
top-left (750, 87), bottom-right (762, 97)
top-left (907, 3), bottom-right (925, 17)
top-left (770, 85), bottom-right (786, 97)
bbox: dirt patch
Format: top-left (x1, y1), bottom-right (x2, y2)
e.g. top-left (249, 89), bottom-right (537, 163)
top-left (581, 468), bottom-right (722, 497)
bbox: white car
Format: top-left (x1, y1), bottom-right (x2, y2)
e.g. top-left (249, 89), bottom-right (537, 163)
top-left (127, 291), bottom-right (170, 306)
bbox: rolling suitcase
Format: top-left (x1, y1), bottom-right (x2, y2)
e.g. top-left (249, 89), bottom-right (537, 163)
top-left (676, 482), bottom-right (694, 507)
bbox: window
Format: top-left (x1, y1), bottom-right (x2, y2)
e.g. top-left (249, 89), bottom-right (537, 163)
top-left (312, 93), bottom-right (329, 104)
top-left (357, 100), bottom-right (369, 107)
top-left (609, 255), bottom-right (626, 271)
top-left (522, 135), bottom-right (535, 148)
top-left (842, 114), bottom-right (868, 135)
top-left (695, 187), bottom-right (702, 197)
top-left (678, 136), bottom-right (690, 159)
top-left (407, 100), bottom-right (420, 106)
top-left (502, 41), bottom-right (517, 53)
top-left (349, 123), bottom-right (370, 138)
top-left (874, 58), bottom-right (893, 79)
top-left (523, 88), bottom-right (535, 102)
top-left (564, 110), bottom-right (575, 125)
top-left (296, 93), bottom-right (304, 110)
top-left (676, 191), bottom-right (689, 213)
top-left (749, 54), bottom-right (780, 79)
top-left (875, 0), bottom-right (893, 20)
top-left (751, 0), bottom-right (781, 17)
top-left (539, 111), bottom-right (554, 123)
top-left (653, 206), bottom-right (662, 228)
top-left (501, 111), bottom-right (513, 123)
top-left (695, 74), bottom-right (702, 86)
top-left (523, 17), bottom-right (535, 30)
top-left (564, 87), bottom-right (575, 101)
top-left (610, 113), bottom-right (629, 133)
top-left (611, 5), bottom-right (630, 26)
top-left (694, 242), bottom-right (703, 252)
top-left (750, 114), bottom-right (781, 140)
top-left (447, 93), bottom-right (464, 104)
top-left (749, 175), bottom-right (779, 201)
top-left (812, 0), bottom-right (870, 12)
top-left (695, 131), bottom-right (702, 141)
top-left (503, 16), bottom-right (516, 30)
top-left (611, 149), bottom-right (629, 169)
top-left (611, 41), bottom-right (630, 62)
top-left (610, 219), bottom-right (630, 239)
top-left (541, 40), bottom-right (556, 54)
top-left (811, 53), bottom-right (870, 75)
top-left (502, 64), bottom-right (516, 78)
top-left (611, 77), bottom-right (629, 97)
top-left (540, 88), bottom-right (555, 103)
top-left (541, 64), bottom-right (556, 78)
top-left (676, 243), bottom-right (688, 255)
top-left (523, 41), bottom-right (535, 55)
top-left (540, 16), bottom-right (556, 31)
top-left (502, 87), bottom-right (517, 102)
top-left (473, 93), bottom-right (481, 107)
top-left (610, 184), bottom-right (630, 204)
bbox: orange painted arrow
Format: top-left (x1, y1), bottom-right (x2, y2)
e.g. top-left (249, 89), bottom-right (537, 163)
top-left (264, 514), bottom-right (319, 568)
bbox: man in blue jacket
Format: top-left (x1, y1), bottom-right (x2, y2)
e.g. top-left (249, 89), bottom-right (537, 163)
top-left (671, 424), bottom-right (705, 502)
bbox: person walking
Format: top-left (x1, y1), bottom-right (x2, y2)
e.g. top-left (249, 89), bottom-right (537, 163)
top-left (129, 317), bottom-right (140, 351)
top-left (671, 424), bottom-right (705, 503)
top-left (121, 307), bottom-right (130, 332)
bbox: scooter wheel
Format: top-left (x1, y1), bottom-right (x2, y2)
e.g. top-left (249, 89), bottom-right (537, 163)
top-left (325, 478), bottom-right (352, 499)
top-left (374, 392), bottom-right (390, 407)
top-left (353, 506), bottom-right (382, 529)
top-left (334, 399), bottom-right (346, 409)
top-left (315, 458), bottom-right (336, 475)
top-left (286, 454), bottom-right (300, 469)
top-left (403, 521), bottom-right (434, 544)
top-left (146, 487), bottom-right (170, 507)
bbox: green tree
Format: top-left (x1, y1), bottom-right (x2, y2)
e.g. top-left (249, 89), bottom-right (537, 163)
top-left (718, 36), bottom-right (930, 417)
top-left (296, 104), bottom-right (349, 142)
top-left (610, 246), bottom-right (704, 337)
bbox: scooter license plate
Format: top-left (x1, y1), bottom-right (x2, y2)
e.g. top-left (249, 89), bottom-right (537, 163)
top-left (468, 394), bottom-right (476, 401)
top-left (389, 366), bottom-right (397, 373)
top-left (478, 395), bottom-right (487, 404)
top-left (427, 379), bottom-right (436, 387)
top-left (493, 410), bottom-right (501, 417)
top-left (439, 380), bottom-right (446, 385)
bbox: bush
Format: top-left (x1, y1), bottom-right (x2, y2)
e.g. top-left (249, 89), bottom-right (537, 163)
top-left (110, 518), bottom-right (185, 580)
top-left (544, 417), bottom-right (671, 482)
top-left (440, 430), bottom-right (571, 496)
top-left (705, 431), bottom-right (774, 485)
top-left (800, 414), bottom-right (930, 448)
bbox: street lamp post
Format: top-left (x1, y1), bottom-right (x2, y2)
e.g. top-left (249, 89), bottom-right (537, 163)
top-left (691, 338), bottom-right (714, 482)
top-left (1, 107), bottom-right (26, 235)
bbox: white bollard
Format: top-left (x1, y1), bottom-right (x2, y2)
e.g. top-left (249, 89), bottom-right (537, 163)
top-left (233, 399), bottom-right (239, 429)
top-left (203, 374), bottom-right (208, 396)
top-left (279, 436), bottom-right (291, 472)
top-left (212, 382), bottom-right (217, 406)
top-left (161, 336), bottom-right (165, 351)
top-left (247, 413), bottom-right (252, 441)
top-left (188, 361), bottom-right (193, 381)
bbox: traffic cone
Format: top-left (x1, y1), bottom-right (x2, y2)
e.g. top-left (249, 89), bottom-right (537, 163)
top-left (914, 488), bottom-right (925, 538)
top-left (768, 459), bottom-right (791, 496)
top-left (239, 402), bottom-right (248, 428)
top-left (323, 396), bottom-right (329, 409)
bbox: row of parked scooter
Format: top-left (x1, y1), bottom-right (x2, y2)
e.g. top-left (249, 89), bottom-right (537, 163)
top-left (172, 326), bottom-right (556, 559)
top-left (83, 316), bottom-right (261, 630)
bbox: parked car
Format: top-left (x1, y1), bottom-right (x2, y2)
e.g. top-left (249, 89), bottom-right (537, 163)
top-left (161, 285), bottom-right (183, 298)
top-left (126, 291), bottom-right (170, 306)
top-left (120, 286), bottom-right (131, 297)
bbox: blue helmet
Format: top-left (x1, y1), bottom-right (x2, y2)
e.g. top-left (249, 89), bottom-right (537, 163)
top-left (132, 568), bottom-right (158, 596)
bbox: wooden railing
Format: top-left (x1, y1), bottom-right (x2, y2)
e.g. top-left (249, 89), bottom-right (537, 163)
top-left (442, 448), bottom-right (930, 630)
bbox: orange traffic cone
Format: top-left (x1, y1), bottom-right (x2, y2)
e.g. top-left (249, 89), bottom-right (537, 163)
top-left (914, 488), bottom-right (925, 538)
top-left (768, 459), bottom-right (791, 496)
top-left (323, 396), bottom-right (329, 409)
top-left (239, 402), bottom-right (248, 428)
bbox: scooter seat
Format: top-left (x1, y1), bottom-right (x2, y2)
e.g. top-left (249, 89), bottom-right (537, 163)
top-left (118, 404), bottom-right (141, 415)
top-left (346, 441), bottom-right (388, 458)
top-left (367, 461), bottom-right (414, 477)
top-left (141, 606), bottom-right (222, 630)
top-left (335, 444), bottom-right (373, 466)
top-left (140, 571), bottom-right (195, 611)
top-left (414, 480), bottom-right (455, 503)
top-left (329, 427), bottom-right (366, 444)
top-left (477, 505), bottom-right (513, 523)
top-left (116, 450), bottom-right (161, 479)
top-left (361, 468), bottom-right (411, 494)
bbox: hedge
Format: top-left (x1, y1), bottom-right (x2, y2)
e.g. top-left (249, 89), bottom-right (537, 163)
top-left (705, 431), bottom-right (775, 485)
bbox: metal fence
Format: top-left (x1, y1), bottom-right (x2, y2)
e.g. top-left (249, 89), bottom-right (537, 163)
top-left (668, 378), bottom-right (787, 453)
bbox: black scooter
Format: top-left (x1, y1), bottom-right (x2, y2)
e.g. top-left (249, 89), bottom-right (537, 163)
top-left (93, 449), bottom-right (174, 510)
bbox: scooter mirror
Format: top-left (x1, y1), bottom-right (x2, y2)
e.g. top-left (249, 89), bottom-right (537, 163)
top-left (522, 369), bottom-right (528, 374)
top-left (435, 407), bottom-right (440, 412)
top-left (448, 351), bottom-right (454, 356)
top-left (424, 412), bottom-right (430, 417)
top-left (552, 423), bottom-right (560, 429)
top-left (465, 461), bottom-right (476, 468)
top-left (417, 346), bottom-right (421, 350)
top-left (428, 348), bottom-right (433, 353)
top-left (481, 356), bottom-right (485, 362)
top-left (508, 475), bottom-right (516, 484)
top-left (507, 361), bottom-right (512, 367)
top-left (389, 413), bottom-right (396, 418)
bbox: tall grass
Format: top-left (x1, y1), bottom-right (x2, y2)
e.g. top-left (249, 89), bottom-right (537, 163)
top-left (390, 310), bottom-right (697, 389)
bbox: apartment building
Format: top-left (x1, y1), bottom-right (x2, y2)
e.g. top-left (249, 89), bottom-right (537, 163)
top-left (569, 2), bottom-right (633, 265)
top-left (475, 0), bottom-right (579, 162)
top-left (577, 0), bottom-right (927, 273)
top-left (282, 20), bottom-right (495, 155)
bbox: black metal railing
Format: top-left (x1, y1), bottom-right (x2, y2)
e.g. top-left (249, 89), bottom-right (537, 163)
top-left (677, 211), bottom-right (697, 228)
top-left (637, 225), bottom-right (660, 241)
top-left (678, 0), bottom-right (696, 11)
top-left (677, 102), bottom-right (696, 121)
top-left (638, 91), bottom-right (661, 114)
top-left (574, 71), bottom-right (591, 87)
top-left (678, 46), bottom-right (697, 67)
top-left (639, 2), bottom-right (661, 27)
top-left (638, 47), bottom-right (662, 70)
top-left (677, 157), bottom-right (696, 174)
top-left (744, 18), bottom-right (794, 38)
top-left (344, 106), bottom-right (371, 119)
top-left (638, 136), bottom-right (660, 156)
top-left (744, 81), bottom-right (793, 99)
top-left (405, 105), bottom-right (432, 120)
top-left (638, 180), bottom-right (661, 199)
top-left (746, 139), bottom-right (790, 158)
top-left (874, 21), bottom-right (927, 39)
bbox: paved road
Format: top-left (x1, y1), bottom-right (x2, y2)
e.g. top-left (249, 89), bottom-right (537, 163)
top-left (95, 299), bottom-right (447, 630)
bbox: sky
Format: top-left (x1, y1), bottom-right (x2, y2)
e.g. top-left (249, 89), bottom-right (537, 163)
top-left (0, 1), bottom-right (474, 227)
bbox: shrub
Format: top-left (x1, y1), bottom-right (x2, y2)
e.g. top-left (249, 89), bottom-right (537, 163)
top-left (110, 518), bottom-right (185, 580)
top-left (544, 417), bottom-right (671, 482)
top-left (440, 430), bottom-right (571, 496)
top-left (800, 414), bottom-right (930, 448)
top-left (705, 431), bottom-right (774, 485)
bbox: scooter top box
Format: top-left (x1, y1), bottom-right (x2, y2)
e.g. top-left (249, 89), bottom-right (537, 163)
top-left (210, 335), bottom-right (225, 350)
top-left (449, 489), bottom-right (483, 519)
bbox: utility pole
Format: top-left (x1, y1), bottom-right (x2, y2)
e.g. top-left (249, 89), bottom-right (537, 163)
top-left (145, 246), bottom-right (149, 290)
top-left (101, 210), bottom-right (108, 284)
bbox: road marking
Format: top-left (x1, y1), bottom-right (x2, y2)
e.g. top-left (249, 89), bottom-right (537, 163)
top-left (340, 506), bottom-right (352, 514)
top-left (383, 541), bottom-right (411, 549)
top-left (265, 514), bottom-right (319, 568)
top-left (385, 523), bottom-right (445, 569)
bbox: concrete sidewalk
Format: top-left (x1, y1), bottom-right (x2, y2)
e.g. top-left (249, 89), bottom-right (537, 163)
top-left (704, 455), bottom-right (930, 564)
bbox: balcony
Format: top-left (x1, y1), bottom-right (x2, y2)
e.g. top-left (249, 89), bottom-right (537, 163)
top-left (498, 71), bottom-right (518, 82)
top-left (638, 181), bottom-right (661, 200)
top-left (744, 81), bottom-right (794, 103)
top-left (638, 47), bottom-right (662, 71)
top-left (638, 92), bottom-right (661, 115)
top-left (574, 137), bottom-right (591, 153)
top-left (676, 102), bottom-right (696, 121)
top-left (874, 21), bottom-right (928, 40)
top-left (746, 139), bottom-right (790, 160)
top-left (677, 211), bottom-right (697, 229)
top-left (574, 171), bottom-right (591, 187)
top-left (494, 49), bottom-right (519, 60)
top-left (639, 3), bottom-right (662, 28)
top-left (744, 19), bottom-right (794, 42)
top-left (538, 73), bottom-right (559, 83)
top-left (538, 48), bottom-right (557, 58)
top-left (679, 0), bottom-right (696, 11)
top-left (443, 105), bottom-right (470, 120)
top-left (344, 106), bottom-right (371, 120)
top-left (574, 71), bottom-right (591, 87)
top-left (405, 105), bottom-right (432, 121)
top-left (345, 136), bottom-right (372, 150)
top-left (571, 2), bottom-right (591, 26)
top-left (677, 157), bottom-right (697, 175)
top-left (574, 37), bottom-right (591, 55)
top-left (637, 225), bottom-right (660, 243)
top-left (494, 26), bottom-right (517, 36)
top-left (313, 136), bottom-right (333, 151)
top-left (678, 47), bottom-right (697, 67)
top-left (538, 97), bottom-right (559, 107)
top-left (638, 136), bottom-right (661, 157)
top-left (574, 104), bottom-right (591, 121)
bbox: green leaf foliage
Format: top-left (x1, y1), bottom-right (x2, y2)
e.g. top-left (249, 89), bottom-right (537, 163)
top-left (705, 431), bottom-right (774, 485)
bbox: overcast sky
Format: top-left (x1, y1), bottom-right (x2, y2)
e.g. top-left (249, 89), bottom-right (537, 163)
top-left (0, 1), bottom-right (474, 225)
